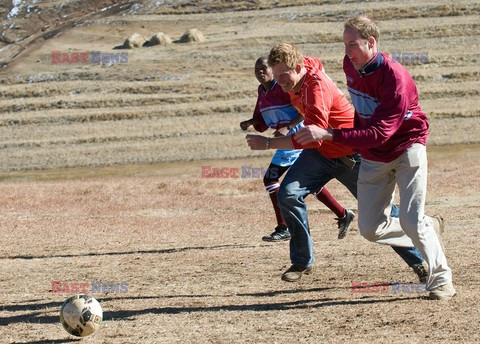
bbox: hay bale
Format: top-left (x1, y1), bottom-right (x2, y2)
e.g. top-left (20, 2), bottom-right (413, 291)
top-left (179, 28), bottom-right (205, 43)
top-left (123, 33), bottom-right (147, 49)
top-left (148, 32), bottom-right (172, 46)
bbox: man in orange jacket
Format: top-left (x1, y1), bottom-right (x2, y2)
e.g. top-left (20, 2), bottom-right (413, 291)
top-left (246, 43), bottom-right (426, 284)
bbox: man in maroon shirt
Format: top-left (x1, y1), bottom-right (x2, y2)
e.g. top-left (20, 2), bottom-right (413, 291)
top-left (296, 15), bottom-right (455, 300)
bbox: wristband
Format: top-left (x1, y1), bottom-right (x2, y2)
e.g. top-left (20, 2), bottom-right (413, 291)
top-left (266, 138), bottom-right (270, 150)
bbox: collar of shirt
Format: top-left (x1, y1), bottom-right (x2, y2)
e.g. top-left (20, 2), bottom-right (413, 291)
top-left (357, 52), bottom-right (384, 77)
top-left (261, 79), bottom-right (277, 93)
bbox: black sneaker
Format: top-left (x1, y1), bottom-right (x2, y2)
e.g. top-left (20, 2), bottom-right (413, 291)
top-left (336, 209), bottom-right (355, 239)
top-left (262, 226), bottom-right (291, 242)
top-left (412, 262), bottom-right (428, 284)
top-left (281, 264), bottom-right (313, 282)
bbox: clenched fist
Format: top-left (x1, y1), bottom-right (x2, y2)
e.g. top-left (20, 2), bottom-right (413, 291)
top-left (294, 125), bottom-right (332, 145)
top-left (246, 134), bottom-right (269, 150)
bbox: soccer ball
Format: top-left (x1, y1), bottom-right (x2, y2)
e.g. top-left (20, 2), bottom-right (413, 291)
top-left (60, 294), bottom-right (103, 337)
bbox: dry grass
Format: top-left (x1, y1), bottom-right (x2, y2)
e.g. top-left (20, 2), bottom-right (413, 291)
top-left (0, 147), bottom-right (479, 343)
top-left (0, 0), bottom-right (479, 171)
top-left (0, 0), bottom-right (479, 342)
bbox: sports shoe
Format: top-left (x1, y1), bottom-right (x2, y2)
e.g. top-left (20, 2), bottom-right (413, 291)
top-left (262, 226), bottom-right (291, 242)
top-left (412, 261), bottom-right (428, 284)
top-left (429, 282), bottom-right (456, 300)
top-left (432, 215), bottom-right (445, 252)
top-left (281, 264), bottom-right (313, 282)
top-left (336, 209), bottom-right (355, 239)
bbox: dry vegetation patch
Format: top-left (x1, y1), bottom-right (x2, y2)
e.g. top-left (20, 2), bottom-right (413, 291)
top-left (0, 0), bottom-right (479, 342)
top-left (0, 0), bottom-right (479, 172)
top-left (0, 148), bottom-right (479, 342)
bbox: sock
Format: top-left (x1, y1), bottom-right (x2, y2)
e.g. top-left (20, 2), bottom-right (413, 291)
top-left (315, 187), bottom-right (346, 218)
top-left (265, 182), bottom-right (286, 228)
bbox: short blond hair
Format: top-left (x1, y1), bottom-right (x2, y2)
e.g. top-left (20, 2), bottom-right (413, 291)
top-left (344, 15), bottom-right (380, 41)
top-left (268, 43), bottom-right (304, 70)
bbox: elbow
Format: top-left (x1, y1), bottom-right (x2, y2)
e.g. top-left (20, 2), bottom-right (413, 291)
top-left (362, 129), bottom-right (390, 148)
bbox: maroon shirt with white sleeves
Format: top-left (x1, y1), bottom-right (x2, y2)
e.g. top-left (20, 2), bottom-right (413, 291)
top-left (332, 52), bottom-right (429, 162)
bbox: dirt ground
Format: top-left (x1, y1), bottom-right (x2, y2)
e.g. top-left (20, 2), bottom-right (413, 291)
top-left (0, 0), bottom-right (479, 343)
top-left (0, 145), bottom-right (479, 343)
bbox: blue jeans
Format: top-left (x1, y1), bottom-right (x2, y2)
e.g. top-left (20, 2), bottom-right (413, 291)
top-left (277, 149), bottom-right (424, 268)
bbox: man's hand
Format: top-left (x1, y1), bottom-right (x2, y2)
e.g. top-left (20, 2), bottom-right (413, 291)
top-left (246, 134), bottom-right (269, 150)
top-left (294, 125), bottom-right (333, 145)
top-left (240, 120), bottom-right (251, 131)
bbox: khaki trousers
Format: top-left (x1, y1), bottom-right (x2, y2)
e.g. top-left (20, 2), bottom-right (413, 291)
top-left (357, 143), bottom-right (452, 289)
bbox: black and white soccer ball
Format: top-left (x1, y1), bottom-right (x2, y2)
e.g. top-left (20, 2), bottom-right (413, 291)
top-left (60, 294), bottom-right (103, 337)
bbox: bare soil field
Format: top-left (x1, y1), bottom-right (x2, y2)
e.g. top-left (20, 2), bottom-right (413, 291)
top-left (0, 0), bottom-right (479, 343)
top-left (1, 145), bottom-right (479, 343)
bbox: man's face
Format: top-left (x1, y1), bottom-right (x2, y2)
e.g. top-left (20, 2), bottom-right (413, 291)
top-left (254, 61), bottom-right (273, 84)
top-left (271, 62), bottom-right (299, 92)
top-left (343, 27), bottom-right (374, 70)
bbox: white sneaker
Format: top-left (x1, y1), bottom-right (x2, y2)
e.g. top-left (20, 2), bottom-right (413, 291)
top-left (429, 282), bottom-right (456, 300)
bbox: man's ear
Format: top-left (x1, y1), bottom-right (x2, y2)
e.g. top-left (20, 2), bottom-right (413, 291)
top-left (368, 36), bottom-right (376, 49)
top-left (295, 64), bottom-right (302, 73)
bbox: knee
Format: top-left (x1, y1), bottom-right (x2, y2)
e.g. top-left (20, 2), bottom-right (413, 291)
top-left (358, 224), bottom-right (378, 242)
top-left (277, 183), bottom-right (298, 208)
top-left (357, 216), bottom-right (380, 242)
top-left (399, 216), bottom-right (419, 235)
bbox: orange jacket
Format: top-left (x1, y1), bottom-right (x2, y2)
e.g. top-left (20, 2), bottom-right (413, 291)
top-left (290, 57), bottom-right (355, 158)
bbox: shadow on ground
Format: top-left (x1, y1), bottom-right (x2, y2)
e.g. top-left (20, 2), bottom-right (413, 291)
top-left (2, 244), bottom-right (256, 260)
top-left (12, 340), bottom-right (80, 344)
top-left (0, 293), bottom-right (420, 326)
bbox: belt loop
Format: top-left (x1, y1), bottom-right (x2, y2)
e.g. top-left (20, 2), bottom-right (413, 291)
top-left (339, 156), bottom-right (356, 169)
